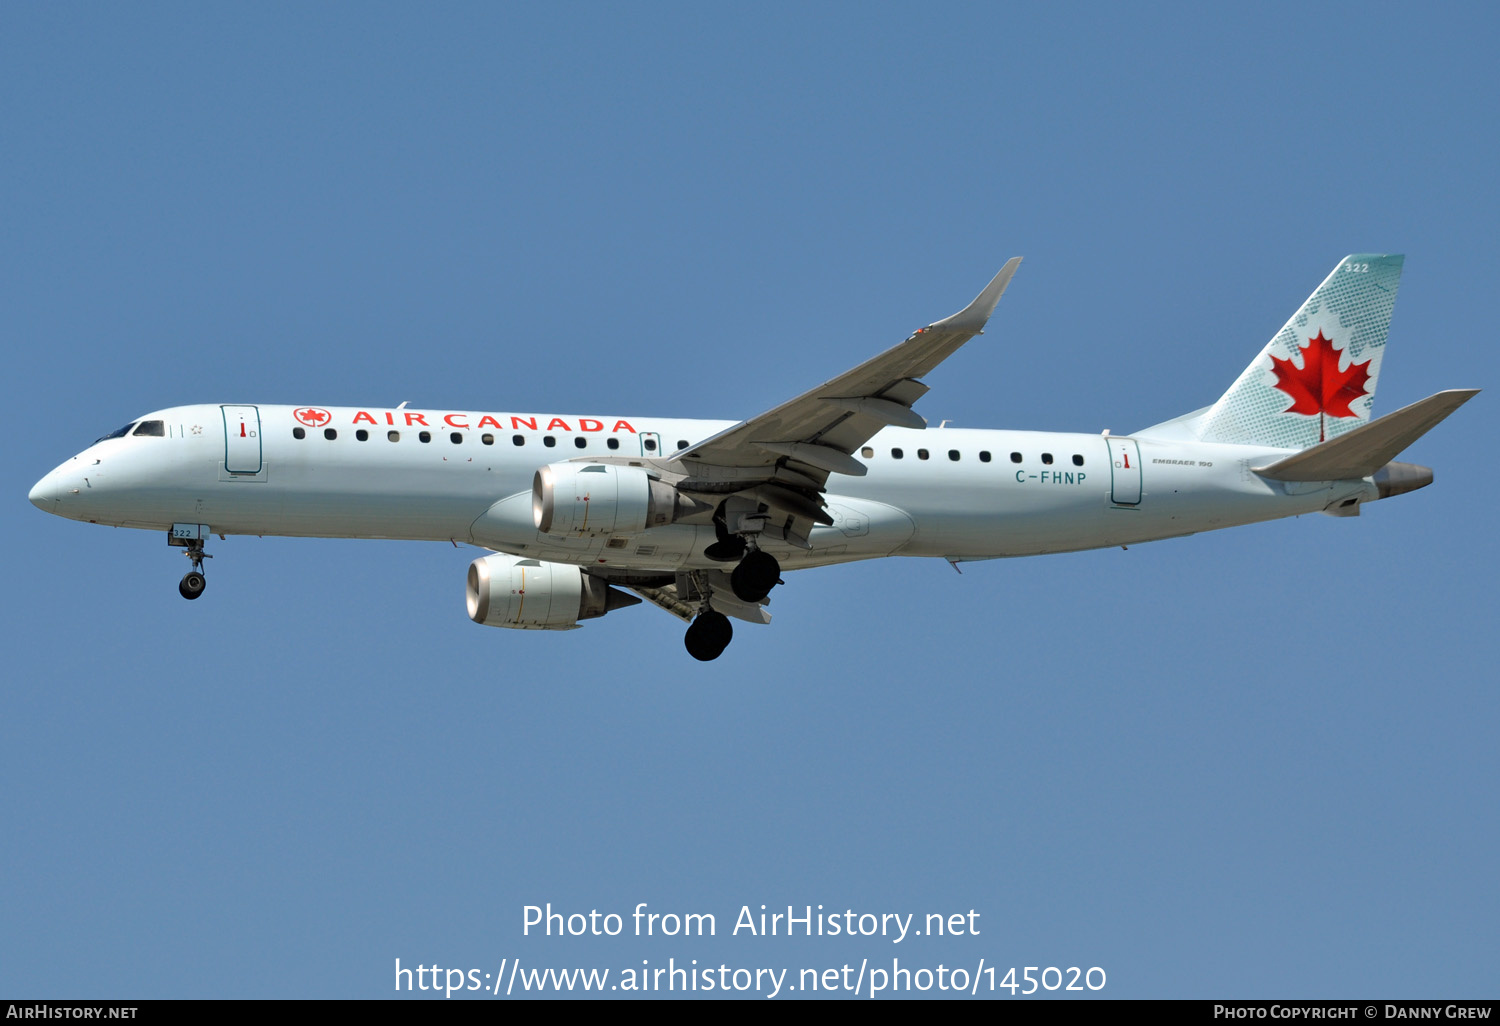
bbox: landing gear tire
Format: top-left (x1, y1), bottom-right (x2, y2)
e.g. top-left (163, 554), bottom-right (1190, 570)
top-left (684, 610), bottom-right (733, 661)
top-left (179, 571), bottom-right (206, 600)
top-left (731, 550), bottom-right (780, 603)
top-left (705, 500), bottom-right (747, 562)
top-left (703, 537), bottom-right (747, 563)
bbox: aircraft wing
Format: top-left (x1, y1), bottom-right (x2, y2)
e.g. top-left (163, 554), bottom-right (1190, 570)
top-left (676, 258), bottom-right (1022, 482)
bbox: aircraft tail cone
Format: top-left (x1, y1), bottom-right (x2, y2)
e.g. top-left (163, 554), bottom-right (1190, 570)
top-left (1373, 461), bottom-right (1433, 499)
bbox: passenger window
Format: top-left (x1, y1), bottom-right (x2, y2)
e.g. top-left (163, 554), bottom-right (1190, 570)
top-left (607, 437), bottom-right (619, 450)
top-left (513, 435), bottom-right (525, 446)
top-left (324, 428), bottom-right (337, 440)
top-left (917, 449), bottom-right (929, 460)
top-left (1010, 452), bottom-right (1022, 463)
top-left (356, 429), bottom-right (369, 441)
top-left (948, 449), bottom-right (960, 461)
top-left (1042, 453), bottom-right (1053, 465)
top-left (481, 434), bottom-right (494, 446)
top-left (891, 448), bottom-right (904, 459)
top-left (861, 446), bottom-right (874, 458)
top-left (293, 427), bottom-right (306, 440)
top-left (979, 451), bottom-right (991, 463)
top-left (388, 430), bottom-right (401, 442)
top-left (574, 436), bottom-right (587, 449)
top-left (544, 436), bottom-right (556, 447)
top-left (643, 438), bottom-right (657, 452)
top-left (132, 420), bottom-right (164, 437)
top-left (419, 431), bottom-right (431, 443)
top-left (1073, 454), bottom-right (1084, 466)
top-left (676, 439), bottom-right (688, 450)
top-left (450, 432), bottom-right (463, 444)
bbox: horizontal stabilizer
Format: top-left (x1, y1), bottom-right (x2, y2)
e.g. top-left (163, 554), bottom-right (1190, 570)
top-left (1254, 389), bottom-right (1478, 481)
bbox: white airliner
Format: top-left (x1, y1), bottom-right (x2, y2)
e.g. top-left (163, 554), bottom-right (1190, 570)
top-left (29, 255), bottom-right (1476, 659)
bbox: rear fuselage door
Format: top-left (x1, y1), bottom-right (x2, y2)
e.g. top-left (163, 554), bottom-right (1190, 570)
top-left (222, 405), bottom-right (262, 474)
top-left (1107, 437), bottom-right (1142, 505)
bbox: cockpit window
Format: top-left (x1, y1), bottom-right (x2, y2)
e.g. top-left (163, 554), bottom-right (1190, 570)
top-left (132, 420), bottom-right (165, 437)
top-left (96, 423), bottom-right (136, 443)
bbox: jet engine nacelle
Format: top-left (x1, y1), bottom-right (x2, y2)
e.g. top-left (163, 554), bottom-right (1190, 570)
top-left (532, 462), bottom-right (687, 536)
top-left (466, 553), bottom-right (639, 630)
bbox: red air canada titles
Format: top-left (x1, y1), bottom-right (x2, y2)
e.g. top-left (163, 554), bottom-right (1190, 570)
top-left (348, 410), bottom-right (637, 433)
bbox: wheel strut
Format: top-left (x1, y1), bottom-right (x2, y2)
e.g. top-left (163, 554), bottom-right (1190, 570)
top-left (172, 536), bottom-right (212, 600)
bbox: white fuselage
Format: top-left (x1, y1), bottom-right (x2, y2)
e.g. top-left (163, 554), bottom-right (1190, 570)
top-left (29, 403), bottom-right (1375, 570)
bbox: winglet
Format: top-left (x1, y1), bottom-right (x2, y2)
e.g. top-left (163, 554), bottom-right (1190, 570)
top-left (928, 257), bottom-right (1023, 332)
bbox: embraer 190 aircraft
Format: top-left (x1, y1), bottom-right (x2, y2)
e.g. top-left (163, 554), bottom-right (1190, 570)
top-left (29, 255), bottom-right (1476, 660)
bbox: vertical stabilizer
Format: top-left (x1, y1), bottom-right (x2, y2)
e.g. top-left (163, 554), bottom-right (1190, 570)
top-left (1177, 255), bottom-right (1404, 449)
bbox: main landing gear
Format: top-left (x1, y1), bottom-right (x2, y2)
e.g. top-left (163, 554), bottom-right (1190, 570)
top-left (684, 609), bottom-right (733, 662)
top-left (171, 536), bottom-right (212, 600)
top-left (730, 549), bottom-right (780, 603)
top-left (683, 555), bottom-right (778, 660)
top-left (682, 546), bottom-right (784, 662)
top-left (706, 501), bottom-right (784, 604)
top-left (684, 502), bottom-right (787, 659)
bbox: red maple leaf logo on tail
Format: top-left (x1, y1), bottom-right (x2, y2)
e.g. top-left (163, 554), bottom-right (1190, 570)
top-left (1269, 329), bottom-right (1371, 441)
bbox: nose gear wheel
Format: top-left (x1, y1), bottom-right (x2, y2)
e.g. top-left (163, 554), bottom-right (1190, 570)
top-left (169, 533), bottom-right (213, 600)
top-left (179, 571), bottom-right (206, 600)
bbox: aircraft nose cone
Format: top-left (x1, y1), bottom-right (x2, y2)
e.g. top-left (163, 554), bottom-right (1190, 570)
top-left (29, 473), bottom-right (57, 511)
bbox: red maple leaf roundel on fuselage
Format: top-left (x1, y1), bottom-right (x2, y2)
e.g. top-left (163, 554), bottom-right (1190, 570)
top-left (1269, 330), bottom-right (1371, 436)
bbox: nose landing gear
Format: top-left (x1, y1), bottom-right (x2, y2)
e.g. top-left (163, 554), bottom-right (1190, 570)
top-left (179, 570), bottom-right (207, 600)
top-left (168, 528), bottom-right (213, 600)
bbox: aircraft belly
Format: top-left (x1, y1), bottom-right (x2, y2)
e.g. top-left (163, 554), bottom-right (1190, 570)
top-left (875, 475), bottom-right (1115, 557)
top-left (772, 497), bottom-right (916, 569)
top-left (469, 490), bottom-right (617, 561)
top-left (471, 492), bottom-right (913, 571)
top-left (845, 444), bottom-right (1356, 558)
top-left (197, 461), bottom-right (512, 540)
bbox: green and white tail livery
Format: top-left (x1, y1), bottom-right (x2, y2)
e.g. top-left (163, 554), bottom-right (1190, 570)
top-left (1144, 254), bottom-right (1404, 450)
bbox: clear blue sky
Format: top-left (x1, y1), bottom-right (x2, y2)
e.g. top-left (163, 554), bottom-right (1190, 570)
top-left (4, 2), bottom-right (1496, 999)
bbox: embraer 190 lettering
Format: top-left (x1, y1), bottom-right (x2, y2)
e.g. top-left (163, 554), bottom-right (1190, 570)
top-left (29, 255), bottom-right (1476, 660)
